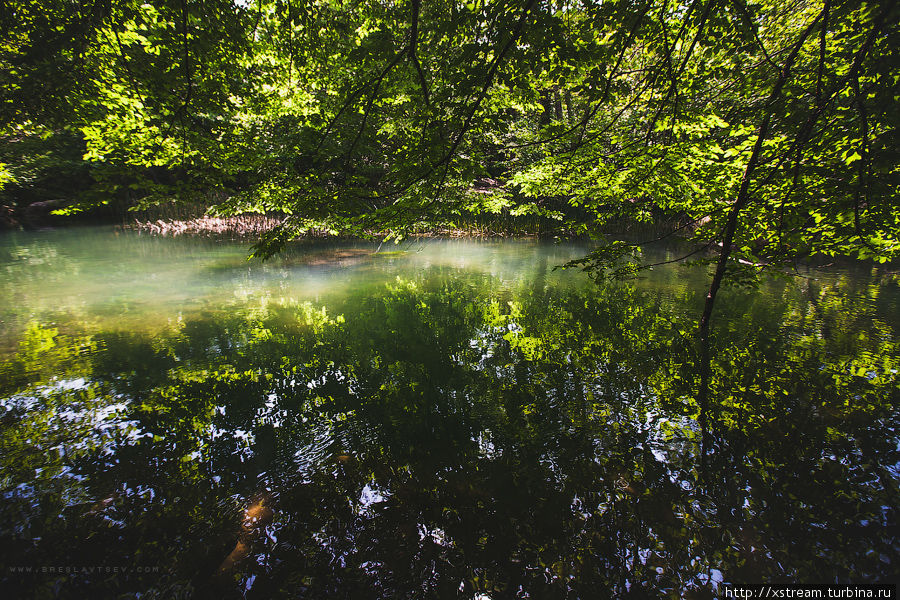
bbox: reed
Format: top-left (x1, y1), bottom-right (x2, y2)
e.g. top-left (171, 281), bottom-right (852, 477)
top-left (129, 214), bottom-right (285, 238)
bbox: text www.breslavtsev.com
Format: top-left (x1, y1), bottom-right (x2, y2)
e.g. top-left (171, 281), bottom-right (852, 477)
top-left (8, 565), bottom-right (160, 574)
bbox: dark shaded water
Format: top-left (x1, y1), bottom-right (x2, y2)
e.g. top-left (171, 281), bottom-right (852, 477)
top-left (1, 227), bottom-right (898, 598)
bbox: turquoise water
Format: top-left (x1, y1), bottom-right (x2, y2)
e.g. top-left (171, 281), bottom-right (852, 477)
top-left (1, 227), bottom-right (898, 598)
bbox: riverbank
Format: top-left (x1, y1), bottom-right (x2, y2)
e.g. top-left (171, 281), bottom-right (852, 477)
top-left (126, 214), bottom-right (554, 240)
top-left (130, 215), bottom-right (288, 238)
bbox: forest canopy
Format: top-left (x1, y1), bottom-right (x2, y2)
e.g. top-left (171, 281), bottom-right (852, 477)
top-left (1, 0), bottom-right (898, 268)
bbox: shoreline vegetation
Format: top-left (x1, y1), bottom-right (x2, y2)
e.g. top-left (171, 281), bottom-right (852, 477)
top-left (121, 189), bottom-right (690, 242)
top-left (0, 192), bottom-right (698, 244)
top-left (11, 210), bottom-right (895, 272)
top-left (127, 214), bottom-right (544, 240)
top-left (125, 213), bottom-right (685, 243)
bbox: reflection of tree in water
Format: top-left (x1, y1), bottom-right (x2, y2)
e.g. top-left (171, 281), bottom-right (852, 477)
top-left (0, 269), bottom-right (897, 598)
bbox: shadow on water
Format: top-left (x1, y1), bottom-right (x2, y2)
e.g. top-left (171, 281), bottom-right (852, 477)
top-left (0, 232), bottom-right (898, 598)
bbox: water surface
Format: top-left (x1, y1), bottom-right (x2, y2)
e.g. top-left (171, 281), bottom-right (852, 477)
top-left (1, 226), bottom-right (898, 598)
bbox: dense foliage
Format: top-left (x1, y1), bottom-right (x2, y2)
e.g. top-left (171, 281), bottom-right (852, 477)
top-left (2, 0), bottom-right (898, 265)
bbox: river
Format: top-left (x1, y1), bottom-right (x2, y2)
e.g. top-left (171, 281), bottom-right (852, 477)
top-left (1, 226), bottom-right (898, 598)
